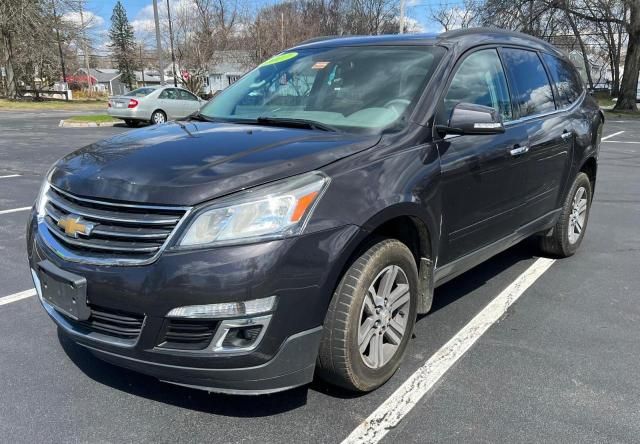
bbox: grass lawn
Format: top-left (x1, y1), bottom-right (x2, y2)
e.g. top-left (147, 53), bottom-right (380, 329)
top-left (64, 114), bottom-right (119, 123)
top-left (0, 98), bottom-right (107, 111)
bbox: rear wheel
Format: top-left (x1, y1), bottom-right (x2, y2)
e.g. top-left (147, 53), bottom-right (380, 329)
top-left (540, 172), bottom-right (592, 257)
top-left (316, 238), bottom-right (418, 392)
top-left (150, 110), bottom-right (166, 125)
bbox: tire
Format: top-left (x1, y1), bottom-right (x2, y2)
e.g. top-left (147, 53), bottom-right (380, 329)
top-left (124, 119), bottom-right (138, 127)
top-left (316, 238), bottom-right (418, 392)
top-left (540, 172), bottom-right (592, 257)
top-left (150, 110), bottom-right (166, 125)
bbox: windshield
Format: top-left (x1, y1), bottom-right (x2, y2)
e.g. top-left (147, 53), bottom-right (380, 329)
top-left (200, 45), bottom-right (445, 133)
top-left (125, 87), bottom-right (156, 97)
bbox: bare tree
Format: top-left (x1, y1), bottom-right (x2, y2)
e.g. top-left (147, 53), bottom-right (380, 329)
top-left (429, 0), bottom-right (480, 32)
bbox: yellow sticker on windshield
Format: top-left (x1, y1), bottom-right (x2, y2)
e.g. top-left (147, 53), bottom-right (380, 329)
top-left (259, 52), bottom-right (298, 67)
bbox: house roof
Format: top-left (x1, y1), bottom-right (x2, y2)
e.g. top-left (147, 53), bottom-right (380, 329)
top-left (77, 68), bottom-right (121, 82)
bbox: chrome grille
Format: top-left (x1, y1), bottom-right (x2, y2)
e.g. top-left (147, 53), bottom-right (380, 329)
top-left (40, 185), bottom-right (189, 265)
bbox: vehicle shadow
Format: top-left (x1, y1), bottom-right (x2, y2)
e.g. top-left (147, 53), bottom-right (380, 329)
top-left (58, 239), bottom-right (539, 411)
top-left (58, 330), bottom-right (309, 416)
top-left (425, 238), bottom-right (538, 317)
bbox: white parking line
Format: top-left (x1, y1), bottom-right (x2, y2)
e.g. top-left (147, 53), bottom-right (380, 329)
top-left (602, 140), bottom-right (640, 144)
top-left (602, 131), bottom-right (624, 140)
top-left (342, 257), bottom-right (556, 444)
top-left (0, 206), bottom-right (31, 215)
top-left (0, 289), bottom-right (36, 307)
top-left (0, 174), bottom-right (21, 179)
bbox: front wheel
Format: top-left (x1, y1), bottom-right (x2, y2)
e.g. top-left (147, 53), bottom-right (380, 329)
top-left (316, 238), bottom-right (418, 392)
top-left (540, 172), bottom-right (592, 257)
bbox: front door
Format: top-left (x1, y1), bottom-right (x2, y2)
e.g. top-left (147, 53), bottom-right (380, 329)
top-left (435, 48), bottom-right (529, 263)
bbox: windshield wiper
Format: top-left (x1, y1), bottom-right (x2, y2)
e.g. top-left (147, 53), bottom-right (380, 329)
top-left (182, 111), bottom-right (216, 122)
top-left (255, 116), bottom-right (338, 132)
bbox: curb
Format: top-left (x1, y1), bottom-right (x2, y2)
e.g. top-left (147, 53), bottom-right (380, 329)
top-left (59, 119), bottom-right (119, 128)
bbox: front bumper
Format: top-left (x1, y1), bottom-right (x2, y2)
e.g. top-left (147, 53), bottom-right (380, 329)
top-left (27, 212), bottom-right (360, 394)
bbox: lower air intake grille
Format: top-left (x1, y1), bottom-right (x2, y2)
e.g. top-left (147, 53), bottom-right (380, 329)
top-left (158, 319), bottom-right (219, 351)
top-left (62, 306), bottom-right (145, 341)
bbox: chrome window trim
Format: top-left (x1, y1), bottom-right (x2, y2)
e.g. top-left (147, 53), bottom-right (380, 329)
top-left (503, 89), bottom-right (586, 127)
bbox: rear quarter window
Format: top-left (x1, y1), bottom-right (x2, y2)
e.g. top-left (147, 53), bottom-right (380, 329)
top-left (541, 53), bottom-right (583, 108)
top-left (501, 48), bottom-right (555, 118)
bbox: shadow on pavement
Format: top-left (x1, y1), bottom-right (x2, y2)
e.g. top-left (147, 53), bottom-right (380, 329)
top-left (58, 330), bottom-right (309, 416)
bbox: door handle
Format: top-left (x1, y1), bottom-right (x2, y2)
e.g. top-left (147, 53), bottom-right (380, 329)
top-left (509, 145), bottom-right (529, 156)
top-left (561, 132), bottom-right (573, 140)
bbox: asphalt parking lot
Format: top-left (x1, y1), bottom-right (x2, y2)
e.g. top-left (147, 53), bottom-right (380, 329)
top-left (1, 110), bottom-right (639, 443)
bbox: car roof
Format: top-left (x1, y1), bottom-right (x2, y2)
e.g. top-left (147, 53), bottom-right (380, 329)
top-left (293, 27), bottom-right (566, 58)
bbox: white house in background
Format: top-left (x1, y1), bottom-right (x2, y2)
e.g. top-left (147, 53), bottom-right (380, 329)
top-left (204, 50), bottom-right (253, 95)
top-left (133, 69), bottom-right (175, 88)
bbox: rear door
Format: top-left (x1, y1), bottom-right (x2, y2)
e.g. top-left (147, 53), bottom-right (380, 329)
top-left (500, 48), bottom-right (573, 225)
top-left (435, 48), bottom-right (530, 262)
top-left (157, 88), bottom-right (179, 119)
top-left (176, 89), bottom-right (201, 116)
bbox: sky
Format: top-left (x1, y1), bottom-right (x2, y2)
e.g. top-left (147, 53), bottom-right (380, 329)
top-left (77, 0), bottom-right (447, 54)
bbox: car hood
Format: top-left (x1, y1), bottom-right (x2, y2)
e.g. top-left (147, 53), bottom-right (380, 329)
top-left (49, 121), bottom-right (380, 206)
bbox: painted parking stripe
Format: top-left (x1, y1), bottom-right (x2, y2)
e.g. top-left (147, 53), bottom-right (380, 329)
top-left (602, 140), bottom-right (640, 144)
top-left (342, 257), bottom-right (556, 444)
top-left (0, 289), bottom-right (37, 307)
top-left (0, 174), bottom-right (21, 179)
top-left (0, 206), bottom-right (31, 215)
top-left (601, 131), bottom-right (624, 140)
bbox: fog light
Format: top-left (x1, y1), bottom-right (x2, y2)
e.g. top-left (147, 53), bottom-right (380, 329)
top-left (222, 325), bottom-right (263, 349)
top-left (166, 295), bottom-right (277, 319)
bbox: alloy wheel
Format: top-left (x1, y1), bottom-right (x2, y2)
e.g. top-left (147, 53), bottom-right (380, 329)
top-left (568, 186), bottom-right (588, 244)
top-left (358, 265), bottom-right (411, 369)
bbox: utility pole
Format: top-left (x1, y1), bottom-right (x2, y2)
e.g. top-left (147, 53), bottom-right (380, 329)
top-left (139, 45), bottom-right (145, 87)
top-left (399, 0), bottom-right (406, 34)
top-left (280, 12), bottom-right (284, 49)
top-left (166, 0), bottom-right (178, 87)
top-left (51, 0), bottom-right (67, 84)
top-left (152, 0), bottom-right (165, 85)
top-left (79, 1), bottom-right (91, 96)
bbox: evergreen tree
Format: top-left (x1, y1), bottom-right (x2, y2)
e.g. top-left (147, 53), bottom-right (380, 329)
top-left (108, 1), bottom-right (136, 90)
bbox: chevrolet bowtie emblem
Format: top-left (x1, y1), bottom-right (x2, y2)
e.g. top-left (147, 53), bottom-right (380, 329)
top-left (57, 214), bottom-right (96, 238)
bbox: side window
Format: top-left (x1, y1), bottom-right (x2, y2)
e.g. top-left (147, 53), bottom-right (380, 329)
top-left (441, 49), bottom-right (512, 124)
top-left (542, 53), bottom-right (583, 107)
top-left (178, 89), bottom-right (198, 101)
top-left (159, 88), bottom-right (177, 100)
top-left (501, 48), bottom-right (555, 117)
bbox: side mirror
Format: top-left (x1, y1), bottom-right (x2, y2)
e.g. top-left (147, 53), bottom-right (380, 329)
top-left (438, 102), bottom-right (505, 135)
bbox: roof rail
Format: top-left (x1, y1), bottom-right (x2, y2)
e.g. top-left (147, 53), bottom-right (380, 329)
top-left (297, 35), bottom-right (343, 45)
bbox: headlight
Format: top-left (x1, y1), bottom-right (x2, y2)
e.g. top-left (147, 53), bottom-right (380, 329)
top-left (35, 179), bottom-right (50, 220)
top-left (178, 171), bottom-right (329, 247)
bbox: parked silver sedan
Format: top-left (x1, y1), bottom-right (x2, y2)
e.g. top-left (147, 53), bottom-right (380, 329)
top-left (108, 86), bottom-right (206, 127)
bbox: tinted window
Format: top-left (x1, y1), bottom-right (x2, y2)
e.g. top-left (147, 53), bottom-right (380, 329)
top-left (542, 53), bottom-right (583, 107)
top-left (159, 88), bottom-right (177, 100)
top-left (200, 46), bottom-right (446, 133)
top-left (441, 49), bottom-right (512, 123)
top-left (501, 48), bottom-right (555, 117)
top-left (178, 89), bottom-right (198, 101)
top-left (125, 87), bottom-right (156, 97)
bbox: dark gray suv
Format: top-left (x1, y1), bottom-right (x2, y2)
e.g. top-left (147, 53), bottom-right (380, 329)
top-left (27, 28), bottom-right (603, 394)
